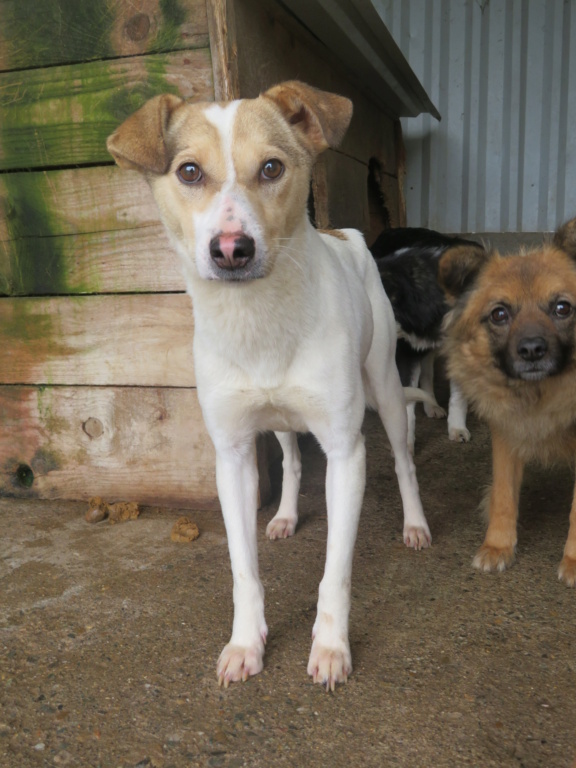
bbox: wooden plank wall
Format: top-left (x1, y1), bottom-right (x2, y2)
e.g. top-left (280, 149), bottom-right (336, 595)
top-left (0, 0), bottom-right (219, 506)
top-left (0, 0), bottom-right (405, 507)
top-left (231, 0), bottom-right (405, 240)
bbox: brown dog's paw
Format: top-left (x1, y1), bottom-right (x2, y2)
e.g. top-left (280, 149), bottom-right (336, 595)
top-left (472, 544), bottom-right (515, 573)
top-left (558, 556), bottom-right (576, 587)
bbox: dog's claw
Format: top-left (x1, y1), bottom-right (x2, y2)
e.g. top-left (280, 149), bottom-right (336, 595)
top-left (266, 516), bottom-right (297, 540)
top-left (403, 526), bottom-right (432, 550)
top-left (449, 427), bottom-right (471, 443)
top-left (472, 543), bottom-right (515, 573)
top-left (217, 642), bottom-right (265, 686)
top-left (307, 643), bottom-right (352, 691)
top-left (424, 403), bottom-right (447, 419)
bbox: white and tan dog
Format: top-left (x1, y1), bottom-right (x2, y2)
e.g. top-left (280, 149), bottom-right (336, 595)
top-left (107, 81), bottom-right (431, 690)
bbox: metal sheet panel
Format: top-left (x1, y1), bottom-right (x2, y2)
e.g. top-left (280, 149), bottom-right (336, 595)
top-left (375, 0), bottom-right (576, 233)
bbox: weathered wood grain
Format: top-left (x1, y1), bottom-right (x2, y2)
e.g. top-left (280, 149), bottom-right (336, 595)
top-left (206, 0), bottom-right (240, 100)
top-left (0, 166), bottom-right (183, 295)
top-left (232, 0), bottom-right (400, 168)
top-left (0, 294), bottom-right (195, 387)
top-left (0, 0), bottom-right (209, 70)
top-left (0, 385), bottom-right (218, 507)
top-left (324, 152), bottom-right (370, 233)
top-left (0, 50), bottom-right (213, 170)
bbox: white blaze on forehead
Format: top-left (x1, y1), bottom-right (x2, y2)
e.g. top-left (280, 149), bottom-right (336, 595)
top-left (204, 101), bottom-right (241, 187)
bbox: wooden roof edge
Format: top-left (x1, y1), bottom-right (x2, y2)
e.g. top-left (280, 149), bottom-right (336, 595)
top-left (278, 0), bottom-right (441, 121)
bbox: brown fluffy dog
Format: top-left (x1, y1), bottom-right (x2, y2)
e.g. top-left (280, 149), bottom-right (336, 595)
top-left (440, 218), bottom-right (576, 586)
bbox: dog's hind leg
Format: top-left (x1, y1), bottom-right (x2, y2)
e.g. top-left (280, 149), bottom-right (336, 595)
top-left (213, 438), bottom-right (268, 686)
top-left (371, 361), bottom-right (431, 548)
top-left (420, 351), bottom-right (446, 419)
top-left (447, 380), bottom-right (471, 443)
top-left (364, 295), bottom-right (431, 549)
top-left (266, 431), bottom-right (301, 540)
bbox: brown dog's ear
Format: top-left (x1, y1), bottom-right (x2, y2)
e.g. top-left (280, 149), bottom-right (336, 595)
top-left (262, 81), bottom-right (353, 155)
top-left (106, 93), bottom-right (184, 174)
top-left (438, 243), bottom-right (489, 300)
top-left (553, 217), bottom-right (576, 260)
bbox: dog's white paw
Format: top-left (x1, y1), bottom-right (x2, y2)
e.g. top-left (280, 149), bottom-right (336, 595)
top-left (403, 525), bottom-right (432, 550)
top-left (448, 426), bottom-right (471, 443)
top-left (424, 403), bottom-right (447, 419)
top-left (266, 516), bottom-right (297, 540)
top-left (307, 640), bottom-right (352, 691)
top-left (217, 642), bottom-right (265, 687)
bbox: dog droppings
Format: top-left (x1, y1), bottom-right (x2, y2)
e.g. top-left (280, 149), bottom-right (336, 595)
top-left (108, 501), bottom-right (140, 524)
top-left (85, 505), bottom-right (107, 524)
top-left (170, 516), bottom-right (200, 542)
top-left (84, 497), bottom-right (140, 524)
top-left (85, 496), bottom-right (109, 523)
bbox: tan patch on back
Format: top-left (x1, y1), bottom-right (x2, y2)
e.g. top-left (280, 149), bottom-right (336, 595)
top-left (318, 229), bottom-right (348, 241)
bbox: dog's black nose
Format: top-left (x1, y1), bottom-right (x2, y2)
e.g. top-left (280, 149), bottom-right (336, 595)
top-left (210, 234), bottom-right (255, 270)
top-left (517, 336), bottom-right (548, 361)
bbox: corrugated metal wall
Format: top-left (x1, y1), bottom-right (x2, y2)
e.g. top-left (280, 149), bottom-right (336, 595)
top-left (375, 0), bottom-right (576, 233)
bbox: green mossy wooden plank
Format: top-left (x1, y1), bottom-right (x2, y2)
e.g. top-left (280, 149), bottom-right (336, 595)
top-left (0, 0), bottom-right (209, 71)
top-left (0, 294), bottom-right (195, 386)
top-left (0, 166), bottom-right (184, 295)
top-left (0, 385), bottom-right (219, 508)
top-left (0, 49), bottom-right (213, 170)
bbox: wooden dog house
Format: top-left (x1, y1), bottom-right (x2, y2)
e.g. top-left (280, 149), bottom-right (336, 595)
top-left (0, 0), bottom-right (438, 508)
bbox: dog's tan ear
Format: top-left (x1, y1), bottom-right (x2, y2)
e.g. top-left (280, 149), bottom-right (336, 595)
top-left (438, 243), bottom-right (489, 300)
top-left (262, 81), bottom-right (353, 154)
top-left (553, 217), bottom-right (576, 260)
top-left (106, 93), bottom-right (184, 174)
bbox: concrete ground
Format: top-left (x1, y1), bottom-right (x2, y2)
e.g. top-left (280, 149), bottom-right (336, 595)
top-left (1, 395), bottom-right (576, 768)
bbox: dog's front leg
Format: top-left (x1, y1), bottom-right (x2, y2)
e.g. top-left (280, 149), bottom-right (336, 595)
top-left (420, 352), bottom-right (446, 420)
top-left (214, 441), bottom-right (268, 686)
top-left (307, 433), bottom-right (366, 690)
top-left (558, 476), bottom-right (576, 586)
top-left (447, 380), bottom-right (470, 443)
top-left (473, 427), bottom-right (523, 573)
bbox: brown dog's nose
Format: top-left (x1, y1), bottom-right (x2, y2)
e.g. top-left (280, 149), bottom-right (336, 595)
top-left (210, 234), bottom-right (255, 270)
top-left (517, 336), bottom-right (548, 361)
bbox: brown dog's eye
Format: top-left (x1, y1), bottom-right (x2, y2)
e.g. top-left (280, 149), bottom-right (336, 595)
top-left (490, 306), bottom-right (509, 325)
top-left (554, 301), bottom-right (573, 317)
top-left (261, 159), bottom-right (284, 181)
top-left (177, 162), bottom-right (203, 184)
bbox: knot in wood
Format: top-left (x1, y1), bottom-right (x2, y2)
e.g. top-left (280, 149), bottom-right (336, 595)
top-left (124, 13), bottom-right (150, 42)
top-left (82, 417), bottom-right (104, 439)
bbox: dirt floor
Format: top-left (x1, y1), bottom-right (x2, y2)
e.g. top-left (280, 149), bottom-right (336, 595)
top-left (1, 385), bottom-right (576, 768)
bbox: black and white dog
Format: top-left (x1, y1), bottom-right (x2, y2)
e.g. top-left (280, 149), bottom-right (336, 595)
top-left (370, 227), bottom-right (486, 452)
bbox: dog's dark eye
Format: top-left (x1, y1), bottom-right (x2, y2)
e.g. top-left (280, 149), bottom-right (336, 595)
top-left (261, 159), bottom-right (284, 181)
top-left (554, 300), bottom-right (573, 318)
top-left (177, 162), bottom-right (203, 184)
top-left (490, 306), bottom-right (509, 325)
